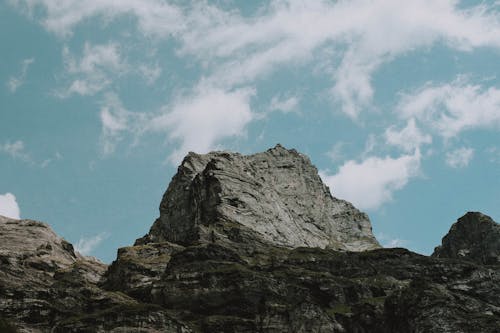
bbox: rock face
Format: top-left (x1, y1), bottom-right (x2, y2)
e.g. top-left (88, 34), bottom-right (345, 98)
top-left (138, 144), bottom-right (380, 252)
top-left (432, 211), bottom-right (500, 265)
top-left (0, 216), bottom-right (192, 333)
top-left (1, 146), bottom-right (500, 332)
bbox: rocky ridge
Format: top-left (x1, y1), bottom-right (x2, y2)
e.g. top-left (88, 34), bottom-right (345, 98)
top-left (1, 145), bottom-right (499, 332)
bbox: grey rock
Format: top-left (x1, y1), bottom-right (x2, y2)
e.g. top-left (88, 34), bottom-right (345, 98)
top-left (103, 241), bottom-right (184, 301)
top-left (0, 216), bottom-right (192, 333)
top-left (139, 144), bottom-right (380, 252)
top-left (432, 212), bottom-right (500, 265)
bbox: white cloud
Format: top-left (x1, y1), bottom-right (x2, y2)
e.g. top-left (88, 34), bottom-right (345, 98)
top-left (6, 58), bottom-right (34, 93)
top-left (59, 42), bottom-right (126, 97)
top-left (445, 147), bottom-right (474, 168)
top-left (486, 146), bottom-right (500, 164)
top-left (9, 0), bottom-right (184, 38)
top-left (398, 80), bottom-right (500, 138)
top-left (377, 233), bottom-right (407, 248)
top-left (99, 93), bottom-right (146, 155)
top-left (11, 0), bottom-right (500, 118)
top-left (97, 86), bottom-right (254, 164)
top-left (74, 232), bottom-right (108, 255)
top-left (0, 193), bottom-right (20, 219)
top-left (326, 142), bottom-right (347, 163)
top-left (385, 238), bottom-right (406, 248)
top-left (269, 94), bottom-right (299, 113)
top-left (320, 150), bottom-right (421, 210)
top-left (148, 85), bottom-right (255, 164)
top-left (177, 0), bottom-right (500, 117)
top-left (0, 140), bottom-right (31, 162)
top-left (385, 118), bottom-right (432, 152)
top-left (138, 63), bottom-right (162, 85)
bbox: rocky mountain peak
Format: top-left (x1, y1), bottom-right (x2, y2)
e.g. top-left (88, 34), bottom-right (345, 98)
top-left (432, 211), bottom-right (500, 264)
top-left (138, 144), bottom-right (380, 251)
top-left (0, 216), bottom-right (78, 273)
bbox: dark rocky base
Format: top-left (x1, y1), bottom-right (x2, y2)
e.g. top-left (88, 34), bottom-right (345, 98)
top-left (2, 234), bottom-right (499, 332)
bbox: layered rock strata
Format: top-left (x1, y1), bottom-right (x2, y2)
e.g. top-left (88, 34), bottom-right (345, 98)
top-left (0, 216), bottom-right (191, 333)
top-left (137, 144), bottom-right (380, 252)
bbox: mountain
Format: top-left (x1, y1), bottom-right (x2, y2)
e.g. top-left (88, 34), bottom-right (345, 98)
top-left (0, 145), bottom-right (499, 332)
top-left (432, 211), bottom-right (500, 265)
top-left (137, 144), bottom-right (380, 251)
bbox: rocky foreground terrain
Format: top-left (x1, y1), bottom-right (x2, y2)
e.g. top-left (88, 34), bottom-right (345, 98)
top-left (1, 145), bottom-right (499, 332)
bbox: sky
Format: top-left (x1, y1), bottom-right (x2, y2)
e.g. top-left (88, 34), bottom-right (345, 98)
top-left (1, 0), bottom-right (500, 262)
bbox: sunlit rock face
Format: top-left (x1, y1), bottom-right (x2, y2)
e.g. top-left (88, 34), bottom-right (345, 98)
top-left (139, 144), bottom-right (380, 252)
top-left (433, 211), bottom-right (500, 265)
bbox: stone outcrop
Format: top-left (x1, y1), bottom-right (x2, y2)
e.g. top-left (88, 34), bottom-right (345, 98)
top-left (432, 211), bottom-right (500, 265)
top-left (0, 216), bottom-right (192, 333)
top-left (138, 144), bottom-right (380, 252)
top-left (1, 146), bottom-right (499, 332)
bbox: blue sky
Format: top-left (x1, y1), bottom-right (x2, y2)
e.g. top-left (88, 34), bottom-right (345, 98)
top-left (1, 0), bottom-right (500, 262)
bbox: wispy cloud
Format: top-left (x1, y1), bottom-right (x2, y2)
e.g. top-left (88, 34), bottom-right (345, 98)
top-left (6, 58), bottom-right (34, 93)
top-left (377, 232), bottom-right (407, 248)
top-left (269, 94), bottom-right (300, 114)
top-left (326, 142), bottom-right (347, 163)
top-left (446, 147), bottom-right (474, 168)
top-left (98, 93), bottom-right (143, 155)
top-left (0, 140), bottom-right (64, 168)
top-left (0, 140), bottom-right (32, 162)
top-left (57, 42), bottom-right (126, 97)
top-left (486, 146), bottom-right (500, 164)
top-left (385, 119), bottom-right (432, 153)
top-left (138, 63), bottom-right (162, 85)
top-left (74, 232), bottom-right (108, 256)
top-left (0, 193), bottom-right (20, 219)
top-left (9, 0), bottom-right (184, 38)
top-left (398, 79), bottom-right (500, 138)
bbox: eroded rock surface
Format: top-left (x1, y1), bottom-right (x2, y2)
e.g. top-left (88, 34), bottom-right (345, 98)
top-left (138, 144), bottom-right (380, 252)
top-left (0, 216), bottom-right (191, 333)
top-left (433, 212), bottom-right (500, 265)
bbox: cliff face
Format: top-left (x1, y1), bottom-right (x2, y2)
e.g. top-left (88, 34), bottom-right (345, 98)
top-left (138, 144), bottom-right (380, 252)
top-left (432, 211), bottom-right (500, 265)
top-left (1, 146), bottom-right (499, 332)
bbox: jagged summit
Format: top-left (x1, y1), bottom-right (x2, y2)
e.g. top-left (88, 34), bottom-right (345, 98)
top-left (432, 211), bottom-right (500, 265)
top-left (137, 144), bottom-right (380, 251)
